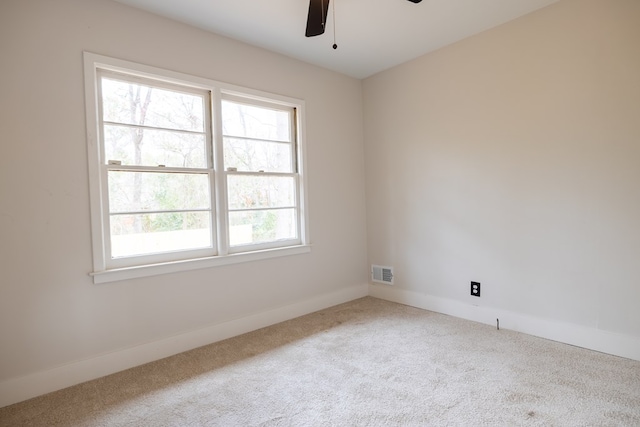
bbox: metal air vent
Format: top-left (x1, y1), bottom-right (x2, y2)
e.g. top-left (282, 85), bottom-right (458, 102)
top-left (371, 265), bottom-right (394, 285)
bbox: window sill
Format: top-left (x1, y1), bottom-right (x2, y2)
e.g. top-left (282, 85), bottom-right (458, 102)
top-left (90, 245), bottom-right (311, 284)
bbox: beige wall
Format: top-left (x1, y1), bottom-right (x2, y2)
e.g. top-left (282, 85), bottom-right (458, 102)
top-left (0, 0), bottom-right (367, 386)
top-left (2, 0), bottom-right (639, 406)
top-left (364, 0), bottom-right (640, 337)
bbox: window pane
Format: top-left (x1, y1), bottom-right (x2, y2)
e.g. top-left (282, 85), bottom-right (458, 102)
top-left (221, 100), bottom-right (291, 142)
top-left (229, 209), bottom-right (297, 246)
top-left (104, 125), bottom-right (206, 168)
top-left (101, 77), bottom-right (205, 132)
top-left (108, 171), bottom-right (210, 213)
top-left (227, 175), bottom-right (295, 210)
top-left (223, 137), bottom-right (293, 173)
top-left (110, 212), bottom-right (212, 258)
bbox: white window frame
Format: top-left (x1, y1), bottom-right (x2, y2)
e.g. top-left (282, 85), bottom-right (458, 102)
top-left (221, 94), bottom-right (301, 254)
top-left (84, 52), bottom-right (310, 284)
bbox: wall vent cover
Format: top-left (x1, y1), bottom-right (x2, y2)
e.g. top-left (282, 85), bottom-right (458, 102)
top-left (371, 265), bottom-right (394, 285)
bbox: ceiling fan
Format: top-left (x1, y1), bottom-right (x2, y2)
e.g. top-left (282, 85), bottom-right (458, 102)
top-left (305, 0), bottom-right (422, 38)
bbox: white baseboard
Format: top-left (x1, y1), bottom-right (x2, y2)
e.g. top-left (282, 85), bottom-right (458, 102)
top-left (0, 284), bottom-right (369, 408)
top-left (369, 284), bottom-right (640, 363)
top-left (4, 283), bottom-right (637, 409)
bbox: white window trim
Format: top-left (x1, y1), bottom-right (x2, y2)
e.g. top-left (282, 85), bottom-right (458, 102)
top-left (84, 52), bottom-right (311, 284)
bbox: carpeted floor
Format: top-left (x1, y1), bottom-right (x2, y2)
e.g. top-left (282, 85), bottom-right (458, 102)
top-left (1, 297), bottom-right (639, 426)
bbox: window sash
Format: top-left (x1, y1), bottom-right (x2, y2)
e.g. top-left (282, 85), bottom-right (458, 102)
top-left (97, 70), bottom-right (216, 267)
top-left (225, 170), bottom-right (301, 251)
top-left (102, 165), bottom-right (218, 269)
top-left (220, 96), bottom-right (297, 174)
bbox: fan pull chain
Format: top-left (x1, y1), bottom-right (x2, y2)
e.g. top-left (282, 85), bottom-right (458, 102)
top-left (332, 0), bottom-right (337, 49)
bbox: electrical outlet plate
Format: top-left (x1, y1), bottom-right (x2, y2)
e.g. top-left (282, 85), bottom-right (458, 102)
top-left (471, 281), bottom-right (481, 297)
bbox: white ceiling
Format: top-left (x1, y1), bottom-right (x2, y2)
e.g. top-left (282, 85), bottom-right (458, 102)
top-left (112, 0), bottom-right (559, 79)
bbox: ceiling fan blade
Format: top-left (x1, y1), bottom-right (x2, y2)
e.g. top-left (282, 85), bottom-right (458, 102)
top-left (305, 0), bottom-right (330, 37)
top-left (407, 0), bottom-right (422, 3)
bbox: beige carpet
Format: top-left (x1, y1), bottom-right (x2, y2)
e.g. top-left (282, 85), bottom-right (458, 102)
top-left (1, 297), bottom-right (639, 426)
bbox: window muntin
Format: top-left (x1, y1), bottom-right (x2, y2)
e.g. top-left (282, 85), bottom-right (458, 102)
top-left (101, 77), bottom-right (205, 133)
top-left (85, 54), bottom-right (308, 278)
top-left (228, 209), bottom-right (297, 247)
top-left (226, 175), bottom-right (296, 210)
top-left (221, 100), bottom-right (291, 142)
top-left (107, 171), bottom-right (211, 213)
top-left (223, 137), bottom-right (293, 173)
top-left (110, 212), bottom-right (213, 258)
top-left (104, 125), bottom-right (207, 169)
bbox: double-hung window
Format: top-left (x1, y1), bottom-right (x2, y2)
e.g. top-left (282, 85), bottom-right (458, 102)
top-left (84, 53), bottom-right (309, 283)
top-left (222, 96), bottom-right (300, 250)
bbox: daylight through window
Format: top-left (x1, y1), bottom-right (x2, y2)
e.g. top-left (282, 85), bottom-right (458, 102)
top-left (85, 53), bottom-right (308, 281)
